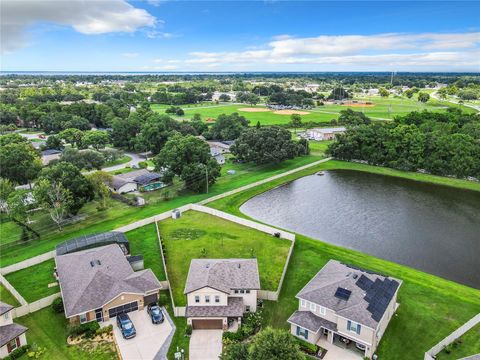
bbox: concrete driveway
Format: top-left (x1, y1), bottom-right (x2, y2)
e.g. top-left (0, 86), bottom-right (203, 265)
top-left (106, 309), bottom-right (173, 360)
top-left (189, 330), bottom-right (223, 360)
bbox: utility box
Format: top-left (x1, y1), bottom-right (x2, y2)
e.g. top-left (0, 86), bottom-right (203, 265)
top-left (172, 209), bottom-right (181, 219)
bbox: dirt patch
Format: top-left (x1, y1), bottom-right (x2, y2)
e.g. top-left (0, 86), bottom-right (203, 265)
top-left (341, 102), bottom-right (376, 107)
top-left (238, 107), bottom-right (271, 112)
top-left (273, 110), bottom-right (310, 115)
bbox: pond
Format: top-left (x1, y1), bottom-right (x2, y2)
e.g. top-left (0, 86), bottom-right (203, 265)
top-left (240, 170), bottom-right (480, 289)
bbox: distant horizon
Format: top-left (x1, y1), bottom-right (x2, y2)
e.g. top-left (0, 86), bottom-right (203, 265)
top-left (2, 71), bottom-right (479, 75)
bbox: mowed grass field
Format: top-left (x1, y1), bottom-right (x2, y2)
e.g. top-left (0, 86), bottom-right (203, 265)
top-left (151, 95), bottom-right (474, 126)
top-left (157, 210), bottom-right (292, 307)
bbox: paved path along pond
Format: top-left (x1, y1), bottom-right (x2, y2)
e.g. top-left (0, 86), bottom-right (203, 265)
top-left (240, 170), bottom-right (480, 289)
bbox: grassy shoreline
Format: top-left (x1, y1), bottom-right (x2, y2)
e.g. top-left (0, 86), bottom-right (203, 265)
top-left (207, 160), bottom-right (480, 360)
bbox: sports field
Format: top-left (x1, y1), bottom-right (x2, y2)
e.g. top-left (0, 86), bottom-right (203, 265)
top-left (151, 95), bottom-right (473, 126)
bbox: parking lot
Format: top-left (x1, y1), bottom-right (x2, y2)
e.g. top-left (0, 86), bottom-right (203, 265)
top-left (105, 308), bottom-right (173, 359)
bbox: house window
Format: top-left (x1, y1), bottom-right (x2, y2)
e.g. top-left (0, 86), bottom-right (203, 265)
top-left (301, 299), bottom-right (306, 308)
top-left (195, 296), bottom-right (200, 303)
top-left (347, 320), bottom-right (361, 335)
top-left (318, 306), bottom-right (326, 315)
top-left (215, 296), bottom-right (220, 303)
top-left (310, 302), bottom-right (316, 312)
top-left (7, 339), bottom-right (17, 353)
top-left (240, 290), bottom-right (245, 294)
top-left (79, 313), bottom-right (88, 324)
top-left (205, 295), bottom-right (210, 303)
top-left (296, 326), bottom-right (308, 340)
top-left (246, 290), bottom-right (250, 294)
top-left (234, 290), bottom-right (239, 294)
top-left (245, 305), bottom-right (251, 312)
top-left (4, 312), bottom-right (9, 320)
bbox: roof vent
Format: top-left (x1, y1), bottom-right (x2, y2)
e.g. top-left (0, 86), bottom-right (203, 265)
top-left (353, 274), bottom-right (358, 279)
top-left (206, 263), bottom-right (210, 268)
top-left (96, 260), bottom-right (101, 266)
top-left (238, 263), bottom-right (241, 269)
top-left (90, 261), bottom-right (95, 267)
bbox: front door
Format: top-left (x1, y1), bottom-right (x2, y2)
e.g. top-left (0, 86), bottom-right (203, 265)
top-left (95, 308), bottom-right (103, 322)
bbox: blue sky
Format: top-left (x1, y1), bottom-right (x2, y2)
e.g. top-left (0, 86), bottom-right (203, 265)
top-left (1, 1), bottom-right (479, 72)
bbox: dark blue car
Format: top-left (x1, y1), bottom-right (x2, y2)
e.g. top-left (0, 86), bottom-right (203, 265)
top-left (147, 304), bottom-right (164, 324)
top-left (116, 313), bottom-right (136, 339)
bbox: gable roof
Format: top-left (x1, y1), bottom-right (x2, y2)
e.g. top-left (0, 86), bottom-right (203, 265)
top-left (56, 244), bottom-right (161, 318)
top-left (0, 324), bottom-right (28, 347)
top-left (0, 302), bottom-right (13, 316)
top-left (111, 169), bottom-right (162, 189)
top-left (296, 260), bottom-right (401, 329)
top-left (184, 259), bottom-right (260, 294)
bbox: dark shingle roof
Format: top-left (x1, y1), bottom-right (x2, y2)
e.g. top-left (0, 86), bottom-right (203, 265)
top-left (0, 302), bottom-right (14, 316)
top-left (184, 259), bottom-right (260, 294)
top-left (296, 260), bottom-right (401, 329)
top-left (0, 324), bottom-right (28, 347)
top-left (134, 172), bottom-right (161, 185)
top-left (55, 232), bottom-right (129, 256)
top-left (41, 149), bottom-right (62, 156)
top-left (56, 244), bottom-right (161, 317)
top-left (186, 297), bottom-right (244, 318)
top-left (287, 310), bottom-right (337, 333)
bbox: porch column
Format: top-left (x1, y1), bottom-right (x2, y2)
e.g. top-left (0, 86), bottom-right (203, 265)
top-left (327, 330), bottom-right (334, 343)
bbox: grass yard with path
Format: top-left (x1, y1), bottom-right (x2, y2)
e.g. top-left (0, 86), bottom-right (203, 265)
top-left (16, 307), bottom-right (118, 360)
top-left (436, 324), bottom-right (480, 360)
top-left (103, 154), bottom-right (131, 167)
top-left (0, 283), bottom-right (20, 307)
top-left (0, 154), bottom-right (324, 266)
top-left (125, 224), bottom-right (166, 281)
top-left (208, 161), bottom-right (480, 360)
top-left (4, 259), bottom-right (58, 303)
top-left (158, 210), bottom-right (292, 307)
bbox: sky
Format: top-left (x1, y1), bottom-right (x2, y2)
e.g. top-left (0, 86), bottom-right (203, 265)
top-left (1, 0), bottom-right (479, 72)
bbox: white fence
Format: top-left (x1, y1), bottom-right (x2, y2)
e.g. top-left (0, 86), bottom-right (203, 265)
top-left (1, 250), bottom-right (55, 275)
top-left (12, 292), bottom-right (61, 319)
top-left (0, 274), bottom-right (27, 305)
top-left (424, 313), bottom-right (480, 360)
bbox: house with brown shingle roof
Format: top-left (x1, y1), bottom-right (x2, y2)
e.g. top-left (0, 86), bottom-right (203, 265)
top-left (184, 259), bottom-right (260, 330)
top-left (288, 260), bottom-right (401, 358)
top-left (55, 244), bottom-right (162, 324)
top-left (0, 302), bottom-right (28, 358)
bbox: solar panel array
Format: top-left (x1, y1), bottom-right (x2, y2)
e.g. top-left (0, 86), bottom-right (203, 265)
top-left (334, 287), bottom-right (352, 301)
top-left (356, 276), bottom-right (400, 322)
top-left (55, 231), bottom-right (129, 255)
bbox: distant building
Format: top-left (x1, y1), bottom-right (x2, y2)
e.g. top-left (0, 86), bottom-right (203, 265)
top-left (110, 169), bottom-right (165, 194)
top-left (0, 302), bottom-right (28, 358)
top-left (41, 149), bottom-right (62, 165)
top-left (304, 127), bottom-right (346, 141)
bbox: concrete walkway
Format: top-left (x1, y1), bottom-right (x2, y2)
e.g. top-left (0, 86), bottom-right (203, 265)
top-left (189, 330), bottom-right (223, 360)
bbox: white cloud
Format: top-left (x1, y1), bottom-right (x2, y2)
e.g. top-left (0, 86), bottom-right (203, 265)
top-left (122, 52), bottom-right (140, 58)
top-left (146, 30), bottom-right (178, 39)
top-left (184, 32), bottom-right (480, 70)
top-left (1, 0), bottom-right (157, 53)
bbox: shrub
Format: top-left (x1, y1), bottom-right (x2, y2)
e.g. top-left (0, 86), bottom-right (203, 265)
top-left (4, 345), bottom-right (30, 360)
top-left (95, 324), bottom-right (113, 335)
top-left (51, 297), bottom-right (64, 313)
top-left (295, 338), bottom-right (318, 355)
top-left (67, 321), bottom-right (100, 339)
top-left (138, 161), bottom-right (148, 169)
top-left (185, 324), bottom-right (192, 336)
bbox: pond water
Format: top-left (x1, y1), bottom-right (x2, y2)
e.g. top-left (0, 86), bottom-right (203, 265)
top-left (240, 170), bottom-right (480, 288)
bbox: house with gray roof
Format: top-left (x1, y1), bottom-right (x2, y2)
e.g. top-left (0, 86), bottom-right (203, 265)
top-left (288, 260), bottom-right (401, 358)
top-left (55, 244), bottom-right (162, 324)
top-left (109, 169), bottom-right (165, 194)
top-left (184, 259), bottom-right (260, 330)
top-left (0, 302), bottom-right (28, 358)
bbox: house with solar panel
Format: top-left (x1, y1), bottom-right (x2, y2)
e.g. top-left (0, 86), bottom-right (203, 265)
top-left (287, 260), bottom-right (401, 358)
top-left (109, 169), bottom-right (165, 194)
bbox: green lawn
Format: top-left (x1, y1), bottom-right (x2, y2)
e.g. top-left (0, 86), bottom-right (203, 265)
top-left (160, 291), bottom-right (189, 360)
top-left (436, 324), bottom-right (480, 360)
top-left (16, 307), bottom-right (118, 360)
top-left (109, 166), bottom-right (136, 175)
top-left (0, 154), bottom-right (324, 266)
top-left (0, 283), bottom-right (20, 307)
top-left (125, 224), bottom-right (166, 281)
top-left (158, 211), bottom-right (292, 307)
top-left (151, 96), bottom-right (475, 125)
top-left (4, 259), bottom-right (58, 303)
top-left (208, 161), bottom-right (480, 360)
top-left (103, 154), bottom-right (131, 167)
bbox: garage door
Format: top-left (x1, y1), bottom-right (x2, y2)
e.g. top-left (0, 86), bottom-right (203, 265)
top-left (144, 293), bottom-right (158, 306)
top-left (192, 319), bottom-right (223, 330)
top-left (108, 301), bottom-right (138, 318)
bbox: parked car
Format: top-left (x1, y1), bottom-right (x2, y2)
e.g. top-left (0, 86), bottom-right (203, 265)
top-left (147, 304), bottom-right (164, 324)
top-left (116, 313), bottom-right (136, 339)
top-left (355, 342), bottom-right (366, 351)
